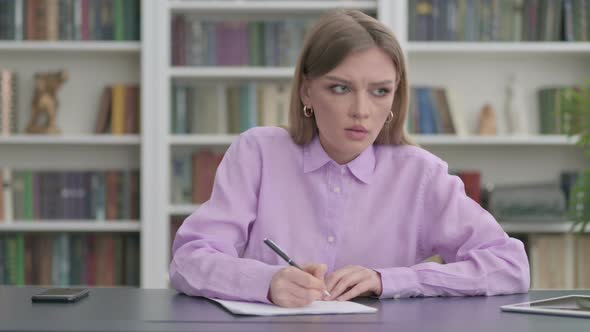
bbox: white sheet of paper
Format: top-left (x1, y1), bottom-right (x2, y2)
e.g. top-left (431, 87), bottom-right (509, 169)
top-left (210, 299), bottom-right (378, 316)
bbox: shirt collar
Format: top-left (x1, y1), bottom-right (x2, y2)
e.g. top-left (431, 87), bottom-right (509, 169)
top-left (302, 135), bottom-right (375, 184)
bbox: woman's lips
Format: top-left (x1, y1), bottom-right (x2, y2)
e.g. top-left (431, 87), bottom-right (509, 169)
top-left (345, 128), bottom-right (369, 140)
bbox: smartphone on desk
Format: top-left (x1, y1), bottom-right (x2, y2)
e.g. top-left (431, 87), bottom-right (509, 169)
top-left (31, 288), bottom-right (89, 303)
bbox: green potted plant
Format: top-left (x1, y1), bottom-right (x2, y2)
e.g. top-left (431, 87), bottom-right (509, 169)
top-left (561, 80), bottom-right (590, 233)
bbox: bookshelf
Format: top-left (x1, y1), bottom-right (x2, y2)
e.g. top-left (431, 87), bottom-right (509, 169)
top-left (0, 0), bottom-right (148, 288)
top-left (152, 0), bottom-right (590, 290)
top-left (0, 41), bottom-right (141, 52)
top-left (0, 135), bottom-right (141, 145)
top-left (169, 204), bottom-right (200, 217)
top-left (167, 0), bottom-right (379, 13)
top-left (170, 67), bottom-right (294, 80)
top-left (168, 133), bottom-right (580, 146)
top-left (407, 42), bottom-right (590, 53)
top-left (0, 222), bottom-right (141, 233)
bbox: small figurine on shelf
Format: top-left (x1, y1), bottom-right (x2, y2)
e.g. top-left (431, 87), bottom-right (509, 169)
top-left (478, 103), bottom-right (497, 135)
top-left (504, 74), bottom-right (528, 135)
top-left (26, 70), bottom-right (68, 134)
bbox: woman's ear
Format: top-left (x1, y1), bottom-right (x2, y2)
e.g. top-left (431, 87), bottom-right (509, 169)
top-left (299, 77), bottom-right (311, 106)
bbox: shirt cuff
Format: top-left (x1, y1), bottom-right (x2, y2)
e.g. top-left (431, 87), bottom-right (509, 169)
top-left (248, 264), bottom-right (284, 304)
top-left (374, 267), bottom-right (421, 299)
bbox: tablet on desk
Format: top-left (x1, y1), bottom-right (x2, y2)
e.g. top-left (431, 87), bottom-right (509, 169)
top-left (501, 295), bottom-right (590, 318)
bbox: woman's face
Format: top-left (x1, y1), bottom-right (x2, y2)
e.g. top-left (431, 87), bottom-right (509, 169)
top-left (300, 47), bottom-right (397, 164)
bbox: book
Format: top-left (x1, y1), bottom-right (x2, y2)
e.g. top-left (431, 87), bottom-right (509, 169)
top-left (458, 171), bottom-right (481, 205)
top-left (125, 85), bottom-right (140, 134)
top-left (0, 169), bottom-right (13, 222)
top-left (0, 69), bottom-right (17, 136)
top-left (575, 235), bottom-right (590, 288)
top-left (95, 85), bottom-right (139, 134)
top-left (111, 85), bottom-right (126, 135)
top-left (489, 182), bottom-right (567, 222)
top-left (529, 234), bottom-right (574, 289)
top-left (0, 169), bottom-right (3, 222)
top-left (94, 86), bottom-right (113, 134)
top-left (192, 150), bottom-right (224, 204)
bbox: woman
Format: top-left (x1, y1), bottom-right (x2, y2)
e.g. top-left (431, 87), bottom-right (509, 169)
top-left (169, 10), bottom-right (530, 308)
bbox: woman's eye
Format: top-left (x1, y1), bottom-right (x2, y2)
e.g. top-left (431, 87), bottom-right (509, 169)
top-left (372, 88), bottom-right (390, 97)
top-left (330, 85), bottom-right (349, 94)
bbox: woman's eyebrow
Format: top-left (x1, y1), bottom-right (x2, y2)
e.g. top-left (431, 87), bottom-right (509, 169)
top-left (324, 75), bottom-right (394, 86)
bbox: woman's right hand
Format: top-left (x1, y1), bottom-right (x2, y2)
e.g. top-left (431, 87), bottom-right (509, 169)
top-left (268, 264), bottom-right (329, 307)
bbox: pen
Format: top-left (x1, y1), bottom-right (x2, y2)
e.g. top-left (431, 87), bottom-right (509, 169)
top-left (264, 238), bottom-right (331, 297)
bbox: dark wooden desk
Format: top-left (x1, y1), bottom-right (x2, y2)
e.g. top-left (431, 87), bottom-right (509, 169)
top-left (0, 287), bottom-right (587, 331)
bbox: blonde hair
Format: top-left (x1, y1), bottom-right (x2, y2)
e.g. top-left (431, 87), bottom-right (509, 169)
top-left (288, 10), bottom-right (413, 146)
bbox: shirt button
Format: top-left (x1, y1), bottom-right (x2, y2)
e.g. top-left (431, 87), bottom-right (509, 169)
top-left (333, 186), bottom-right (341, 193)
top-left (327, 236), bottom-right (335, 243)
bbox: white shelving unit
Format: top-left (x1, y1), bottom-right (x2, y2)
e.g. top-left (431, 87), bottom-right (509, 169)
top-left (167, 133), bottom-right (579, 147)
top-left (169, 204), bottom-right (200, 216)
top-left (0, 41), bottom-right (141, 52)
top-left (148, 0), bottom-right (590, 289)
top-left (499, 222), bottom-right (581, 234)
top-left (0, 135), bottom-right (141, 145)
top-left (168, 134), bottom-right (237, 146)
top-left (168, 0), bottom-right (378, 13)
top-left (0, 0), bottom-right (154, 288)
top-left (407, 42), bottom-right (590, 54)
top-left (413, 135), bottom-right (580, 146)
top-left (169, 67), bottom-right (294, 80)
top-left (0, 222), bottom-right (141, 233)
top-left (153, 0), bottom-right (383, 289)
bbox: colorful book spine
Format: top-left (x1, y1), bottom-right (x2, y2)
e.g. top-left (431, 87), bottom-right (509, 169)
top-left (111, 85), bottom-right (126, 135)
top-left (0, 69), bottom-right (17, 136)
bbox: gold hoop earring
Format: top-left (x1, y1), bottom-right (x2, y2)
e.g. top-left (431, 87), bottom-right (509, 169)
top-left (385, 110), bottom-right (394, 124)
top-left (303, 105), bottom-right (314, 118)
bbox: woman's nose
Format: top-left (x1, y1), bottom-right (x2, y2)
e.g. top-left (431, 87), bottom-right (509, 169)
top-left (350, 93), bottom-right (370, 119)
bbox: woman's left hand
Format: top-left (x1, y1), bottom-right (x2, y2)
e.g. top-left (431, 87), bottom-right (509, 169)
top-left (325, 265), bottom-right (383, 301)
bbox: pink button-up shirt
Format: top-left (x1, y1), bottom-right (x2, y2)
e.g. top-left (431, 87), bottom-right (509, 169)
top-left (170, 127), bottom-right (530, 303)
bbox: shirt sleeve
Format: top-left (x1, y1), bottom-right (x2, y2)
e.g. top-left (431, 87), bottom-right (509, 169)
top-left (375, 161), bottom-right (530, 298)
top-left (169, 132), bottom-right (282, 303)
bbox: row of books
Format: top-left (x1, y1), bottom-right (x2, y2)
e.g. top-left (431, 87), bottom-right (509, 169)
top-left (487, 171), bottom-right (581, 222)
top-left (171, 17), bottom-right (314, 67)
top-left (172, 150), bottom-right (224, 204)
top-left (170, 82), bottom-right (585, 136)
top-left (94, 85), bottom-right (141, 135)
top-left (0, 70), bottom-right (139, 136)
top-left (409, 0), bottom-right (590, 42)
top-left (538, 86), bottom-right (586, 135)
top-left (183, 0), bottom-right (368, 1)
top-left (170, 216), bottom-right (183, 257)
top-left (0, 0), bottom-right (140, 41)
top-left (170, 150), bottom-right (482, 210)
top-left (0, 69), bottom-right (17, 136)
top-left (451, 171), bottom-right (482, 205)
top-left (168, 209), bottom-right (589, 291)
top-left (0, 233), bottom-right (139, 286)
top-left (170, 157), bottom-right (580, 224)
top-left (408, 87), bottom-right (467, 135)
top-left (171, 83), bottom-right (290, 135)
top-left (528, 234), bottom-right (590, 289)
top-left (0, 169), bottom-right (140, 222)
